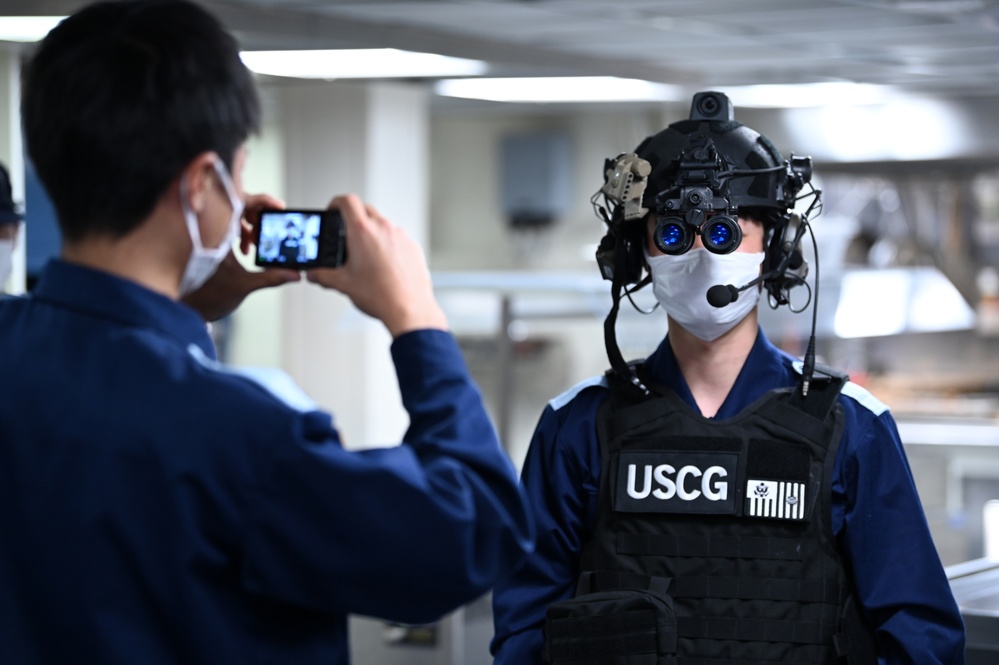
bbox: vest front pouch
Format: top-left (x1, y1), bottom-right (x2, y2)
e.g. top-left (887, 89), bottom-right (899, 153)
top-left (544, 575), bottom-right (678, 665)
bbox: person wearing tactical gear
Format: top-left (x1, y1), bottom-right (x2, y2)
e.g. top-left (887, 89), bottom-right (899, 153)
top-left (491, 91), bottom-right (965, 664)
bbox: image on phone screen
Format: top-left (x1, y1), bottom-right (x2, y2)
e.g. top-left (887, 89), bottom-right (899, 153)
top-left (256, 210), bottom-right (323, 267)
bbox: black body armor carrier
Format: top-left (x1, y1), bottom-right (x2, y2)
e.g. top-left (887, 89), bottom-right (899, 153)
top-left (544, 364), bottom-right (877, 665)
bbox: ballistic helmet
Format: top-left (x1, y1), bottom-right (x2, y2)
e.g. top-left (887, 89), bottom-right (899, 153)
top-left (638, 106), bottom-right (794, 215)
top-left (595, 91), bottom-right (812, 288)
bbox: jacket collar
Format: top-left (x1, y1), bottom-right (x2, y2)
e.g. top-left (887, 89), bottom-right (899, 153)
top-left (645, 327), bottom-right (794, 418)
top-left (31, 259), bottom-right (217, 360)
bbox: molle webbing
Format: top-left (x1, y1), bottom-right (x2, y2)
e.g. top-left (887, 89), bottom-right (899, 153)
top-left (616, 534), bottom-right (804, 560)
top-left (582, 569), bottom-right (842, 604)
top-left (678, 615), bottom-right (837, 645)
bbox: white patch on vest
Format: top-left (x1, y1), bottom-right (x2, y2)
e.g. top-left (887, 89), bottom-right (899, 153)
top-left (746, 479), bottom-right (806, 520)
top-left (626, 463), bottom-right (730, 502)
top-left (187, 344), bottom-right (318, 413)
top-left (549, 375), bottom-right (608, 412)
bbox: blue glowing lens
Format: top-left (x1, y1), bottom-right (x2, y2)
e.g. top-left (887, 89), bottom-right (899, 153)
top-left (707, 221), bottom-right (731, 247)
top-left (660, 223), bottom-right (685, 248)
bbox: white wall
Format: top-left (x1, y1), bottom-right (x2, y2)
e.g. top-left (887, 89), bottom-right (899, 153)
top-left (429, 106), bottom-right (676, 271)
top-left (230, 79), bottom-right (429, 449)
top-left (0, 45), bottom-right (24, 294)
top-left (230, 85), bottom-right (287, 369)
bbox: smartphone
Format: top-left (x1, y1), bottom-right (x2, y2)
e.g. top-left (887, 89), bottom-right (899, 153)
top-left (254, 208), bottom-right (347, 269)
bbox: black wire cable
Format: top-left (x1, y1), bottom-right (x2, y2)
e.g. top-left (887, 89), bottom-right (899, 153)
top-left (800, 214), bottom-right (821, 397)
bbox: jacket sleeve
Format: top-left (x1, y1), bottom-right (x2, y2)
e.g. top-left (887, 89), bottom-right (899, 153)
top-left (831, 397), bottom-right (966, 665)
top-left (239, 329), bottom-right (535, 624)
top-left (490, 387), bottom-right (605, 665)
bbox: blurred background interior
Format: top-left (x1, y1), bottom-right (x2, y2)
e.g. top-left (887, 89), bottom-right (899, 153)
top-left (2, 1), bottom-right (999, 662)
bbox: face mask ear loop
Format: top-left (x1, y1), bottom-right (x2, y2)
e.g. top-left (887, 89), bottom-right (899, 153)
top-left (211, 154), bottom-right (242, 214)
top-left (181, 154), bottom-right (242, 246)
top-left (179, 173), bottom-right (207, 253)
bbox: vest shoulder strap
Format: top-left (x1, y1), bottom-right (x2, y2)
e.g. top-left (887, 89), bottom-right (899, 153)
top-left (790, 361), bottom-right (849, 422)
top-left (604, 360), bottom-right (661, 410)
top-left (608, 359), bottom-right (849, 423)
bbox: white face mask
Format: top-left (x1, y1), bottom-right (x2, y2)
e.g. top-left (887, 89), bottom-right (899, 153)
top-left (178, 156), bottom-right (244, 296)
top-left (646, 247), bottom-right (765, 342)
top-left (0, 238), bottom-right (13, 291)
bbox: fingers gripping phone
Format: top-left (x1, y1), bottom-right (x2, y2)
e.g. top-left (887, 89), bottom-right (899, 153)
top-left (254, 208), bottom-right (347, 269)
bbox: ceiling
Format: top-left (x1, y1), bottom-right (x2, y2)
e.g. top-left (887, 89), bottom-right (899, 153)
top-left (7, 0), bottom-right (999, 103)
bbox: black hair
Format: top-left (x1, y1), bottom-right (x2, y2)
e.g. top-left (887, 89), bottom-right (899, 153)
top-left (21, 0), bottom-right (261, 243)
top-left (738, 206), bottom-right (782, 234)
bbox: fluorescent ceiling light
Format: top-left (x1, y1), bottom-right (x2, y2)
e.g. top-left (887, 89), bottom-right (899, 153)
top-left (786, 96), bottom-right (962, 161)
top-left (833, 267), bottom-right (975, 338)
top-left (435, 77), bottom-right (684, 103)
top-left (0, 16), bottom-right (65, 42)
top-left (717, 82), bottom-right (898, 108)
top-left (240, 49), bottom-right (487, 79)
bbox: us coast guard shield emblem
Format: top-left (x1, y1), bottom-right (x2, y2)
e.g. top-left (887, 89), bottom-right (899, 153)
top-left (746, 479), bottom-right (806, 520)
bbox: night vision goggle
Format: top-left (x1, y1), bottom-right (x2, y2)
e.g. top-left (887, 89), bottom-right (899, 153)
top-left (651, 135), bottom-right (763, 256)
top-left (652, 189), bottom-right (742, 255)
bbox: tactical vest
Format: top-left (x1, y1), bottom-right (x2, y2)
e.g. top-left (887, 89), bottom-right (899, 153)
top-left (544, 365), bottom-right (877, 665)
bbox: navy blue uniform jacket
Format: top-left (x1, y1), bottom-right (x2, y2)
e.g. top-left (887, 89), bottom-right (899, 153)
top-left (0, 260), bottom-right (535, 664)
top-left (491, 330), bottom-right (965, 665)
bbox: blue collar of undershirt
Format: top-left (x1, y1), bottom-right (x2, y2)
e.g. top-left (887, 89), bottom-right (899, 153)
top-left (643, 327), bottom-right (795, 419)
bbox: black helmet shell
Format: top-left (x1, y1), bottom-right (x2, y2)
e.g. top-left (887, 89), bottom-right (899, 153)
top-left (635, 118), bottom-right (789, 214)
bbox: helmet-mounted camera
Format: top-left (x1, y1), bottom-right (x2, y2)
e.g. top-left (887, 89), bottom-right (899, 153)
top-left (689, 90), bottom-right (735, 123)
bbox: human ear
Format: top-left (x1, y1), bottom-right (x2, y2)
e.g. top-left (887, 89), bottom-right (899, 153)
top-left (179, 152), bottom-right (220, 214)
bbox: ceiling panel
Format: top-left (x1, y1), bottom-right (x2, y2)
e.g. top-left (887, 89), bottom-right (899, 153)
top-left (3, 0), bottom-right (999, 98)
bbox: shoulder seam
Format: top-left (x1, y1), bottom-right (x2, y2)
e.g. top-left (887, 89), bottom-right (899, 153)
top-left (841, 381), bottom-right (889, 417)
top-left (549, 375), bottom-right (608, 412)
top-left (186, 344), bottom-right (319, 414)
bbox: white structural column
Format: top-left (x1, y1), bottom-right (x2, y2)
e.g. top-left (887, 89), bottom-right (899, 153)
top-left (0, 48), bottom-right (20, 177)
top-left (0, 45), bottom-right (25, 294)
top-left (273, 80), bottom-right (465, 665)
top-left (277, 80), bottom-right (430, 450)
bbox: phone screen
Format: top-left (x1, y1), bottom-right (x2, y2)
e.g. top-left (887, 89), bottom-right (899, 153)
top-left (255, 209), bottom-right (345, 269)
